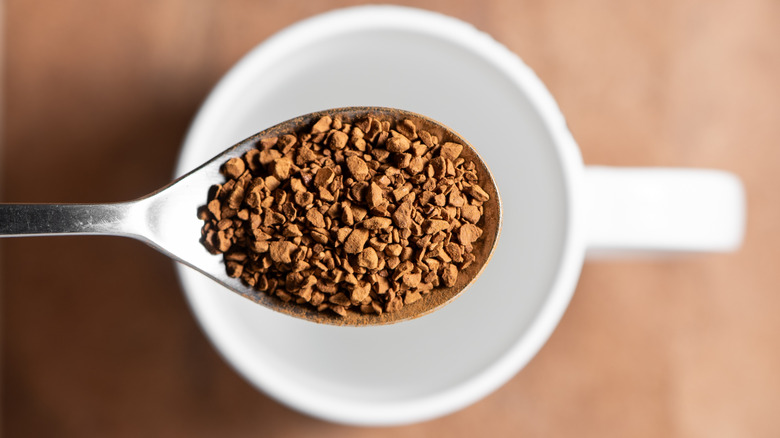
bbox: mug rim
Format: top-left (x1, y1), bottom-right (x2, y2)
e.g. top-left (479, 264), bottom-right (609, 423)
top-left (176, 4), bottom-right (586, 425)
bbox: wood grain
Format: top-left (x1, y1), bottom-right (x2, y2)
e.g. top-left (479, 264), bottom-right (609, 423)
top-left (3, 0), bottom-right (779, 436)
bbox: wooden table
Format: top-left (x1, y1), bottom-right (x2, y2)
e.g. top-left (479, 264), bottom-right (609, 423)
top-left (3, 1), bottom-right (779, 436)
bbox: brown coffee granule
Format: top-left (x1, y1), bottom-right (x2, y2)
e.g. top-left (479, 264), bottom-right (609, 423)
top-left (199, 113), bottom-right (490, 318)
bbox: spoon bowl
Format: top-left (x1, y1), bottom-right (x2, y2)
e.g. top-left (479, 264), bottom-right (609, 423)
top-left (0, 107), bottom-right (501, 325)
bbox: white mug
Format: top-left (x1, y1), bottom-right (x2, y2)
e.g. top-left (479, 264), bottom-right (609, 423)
top-left (176, 6), bottom-right (745, 425)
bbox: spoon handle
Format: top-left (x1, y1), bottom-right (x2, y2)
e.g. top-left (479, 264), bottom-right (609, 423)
top-left (0, 203), bottom-right (138, 237)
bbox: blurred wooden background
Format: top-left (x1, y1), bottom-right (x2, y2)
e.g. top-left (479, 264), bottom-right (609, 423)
top-left (2, 0), bottom-right (779, 436)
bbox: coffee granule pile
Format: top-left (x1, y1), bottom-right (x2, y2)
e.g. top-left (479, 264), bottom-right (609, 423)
top-left (199, 113), bottom-right (491, 318)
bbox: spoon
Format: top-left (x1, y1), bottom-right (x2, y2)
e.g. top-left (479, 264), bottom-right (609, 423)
top-left (0, 107), bottom-right (501, 326)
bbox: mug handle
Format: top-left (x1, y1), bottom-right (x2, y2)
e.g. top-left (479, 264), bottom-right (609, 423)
top-left (583, 166), bottom-right (746, 256)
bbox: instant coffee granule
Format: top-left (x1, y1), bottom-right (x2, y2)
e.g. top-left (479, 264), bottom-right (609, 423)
top-left (198, 113), bottom-right (491, 318)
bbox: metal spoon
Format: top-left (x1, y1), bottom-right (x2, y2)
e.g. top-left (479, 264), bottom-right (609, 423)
top-left (0, 107), bottom-right (501, 325)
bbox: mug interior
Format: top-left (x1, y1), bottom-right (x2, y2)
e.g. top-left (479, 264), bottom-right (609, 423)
top-left (176, 6), bottom-right (583, 425)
